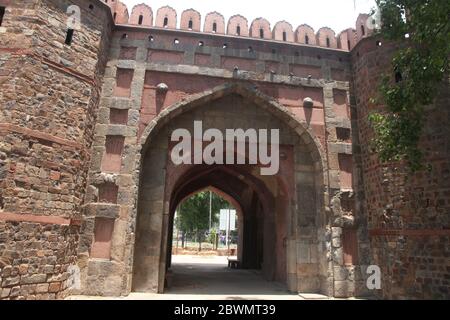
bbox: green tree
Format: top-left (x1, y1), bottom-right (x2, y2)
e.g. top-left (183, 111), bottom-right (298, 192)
top-left (369, 0), bottom-right (450, 171)
top-left (176, 191), bottom-right (232, 250)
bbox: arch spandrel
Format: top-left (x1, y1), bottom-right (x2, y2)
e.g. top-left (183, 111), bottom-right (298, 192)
top-left (138, 83), bottom-right (327, 177)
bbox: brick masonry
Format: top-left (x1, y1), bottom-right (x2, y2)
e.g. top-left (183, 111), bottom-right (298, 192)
top-left (0, 0), bottom-right (448, 300)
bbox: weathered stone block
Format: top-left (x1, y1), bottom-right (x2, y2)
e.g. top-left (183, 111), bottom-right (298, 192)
top-left (36, 283), bottom-right (49, 293)
top-left (48, 282), bottom-right (61, 293)
top-left (297, 243), bottom-right (311, 264)
top-left (21, 274), bottom-right (47, 285)
top-left (2, 276), bottom-right (20, 287)
top-left (86, 203), bottom-right (121, 219)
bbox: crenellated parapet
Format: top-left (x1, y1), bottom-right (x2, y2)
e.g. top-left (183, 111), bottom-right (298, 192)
top-left (316, 27), bottom-right (337, 49)
top-left (250, 17), bottom-right (271, 40)
top-left (355, 13), bottom-right (375, 40)
top-left (129, 3), bottom-right (153, 27)
top-left (180, 9), bottom-right (201, 31)
top-left (100, 0), bottom-right (375, 52)
top-left (296, 24), bottom-right (317, 45)
top-left (273, 21), bottom-right (294, 42)
top-left (204, 11), bottom-right (226, 34)
top-left (227, 14), bottom-right (249, 36)
top-left (155, 5), bottom-right (177, 29)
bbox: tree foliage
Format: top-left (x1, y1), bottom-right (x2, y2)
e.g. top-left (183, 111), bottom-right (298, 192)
top-left (369, 0), bottom-right (450, 171)
top-left (175, 191), bottom-right (231, 236)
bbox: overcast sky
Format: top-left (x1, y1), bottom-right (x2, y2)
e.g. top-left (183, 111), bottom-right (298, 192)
top-left (121, 0), bottom-right (376, 33)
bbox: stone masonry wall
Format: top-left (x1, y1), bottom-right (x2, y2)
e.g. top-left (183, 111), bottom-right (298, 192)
top-left (78, 18), bottom-right (365, 297)
top-left (3, 0), bottom-right (447, 300)
top-left (0, 0), bottom-right (112, 299)
top-left (351, 37), bottom-right (450, 299)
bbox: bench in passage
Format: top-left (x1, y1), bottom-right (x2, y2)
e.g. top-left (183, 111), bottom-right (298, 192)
top-left (227, 257), bottom-right (240, 269)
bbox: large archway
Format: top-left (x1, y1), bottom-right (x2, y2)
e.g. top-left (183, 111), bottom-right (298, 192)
top-left (131, 83), bottom-right (329, 294)
top-left (167, 166), bottom-right (278, 280)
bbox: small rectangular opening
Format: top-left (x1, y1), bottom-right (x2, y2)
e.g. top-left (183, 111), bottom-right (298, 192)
top-left (98, 182), bottom-right (119, 204)
top-left (114, 68), bottom-right (134, 97)
top-left (0, 7), bottom-right (6, 27)
top-left (65, 29), bottom-right (74, 45)
top-left (110, 109), bottom-right (128, 125)
top-left (343, 228), bottom-right (358, 266)
top-left (90, 217), bottom-right (115, 259)
top-left (119, 46), bottom-right (137, 60)
top-left (102, 135), bottom-right (125, 172)
top-left (336, 128), bottom-right (351, 142)
top-left (338, 154), bottom-right (353, 190)
top-left (340, 192), bottom-right (354, 213)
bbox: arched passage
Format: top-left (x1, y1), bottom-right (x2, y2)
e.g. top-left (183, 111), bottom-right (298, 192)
top-left (171, 185), bottom-right (245, 261)
top-left (167, 166), bottom-right (279, 278)
top-left (131, 83), bottom-right (329, 294)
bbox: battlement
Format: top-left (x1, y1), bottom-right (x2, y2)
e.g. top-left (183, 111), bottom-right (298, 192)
top-left (100, 0), bottom-right (375, 52)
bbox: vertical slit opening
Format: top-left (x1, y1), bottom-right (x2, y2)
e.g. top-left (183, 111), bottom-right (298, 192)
top-left (65, 29), bottom-right (74, 45)
top-left (0, 6), bottom-right (6, 26)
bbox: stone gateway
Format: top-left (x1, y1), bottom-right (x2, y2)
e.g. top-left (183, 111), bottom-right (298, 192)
top-left (0, 0), bottom-right (448, 300)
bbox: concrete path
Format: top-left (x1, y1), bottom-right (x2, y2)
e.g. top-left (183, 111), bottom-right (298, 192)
top-left (69, 255), bottom-right (330, 300)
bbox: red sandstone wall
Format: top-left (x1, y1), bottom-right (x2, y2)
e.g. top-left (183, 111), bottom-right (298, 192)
top-left (104, 1), bottom-right (369, 52)
top-left (138, 71), bottom-right (326, 146)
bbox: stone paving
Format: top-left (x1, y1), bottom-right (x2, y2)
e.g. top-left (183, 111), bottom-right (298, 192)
top-left (69, 255), bottom-right (332, 300)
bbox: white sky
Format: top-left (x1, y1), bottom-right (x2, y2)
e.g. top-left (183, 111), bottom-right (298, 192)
top-left (122, 0), bottom-right (376, 33)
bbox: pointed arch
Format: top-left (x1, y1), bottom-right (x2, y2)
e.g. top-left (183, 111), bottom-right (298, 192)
top-left (139, 83), bottom-right (326, 174)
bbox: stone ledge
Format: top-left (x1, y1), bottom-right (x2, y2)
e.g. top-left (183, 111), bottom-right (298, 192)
top-left (0, 212), bottom-right (80, 226)
top-left (84, 203), bottom-right (121, 219)
top-left (329, 142), bottom-right (352, 154)
top-left (0, 123), bottom-right (84, 150)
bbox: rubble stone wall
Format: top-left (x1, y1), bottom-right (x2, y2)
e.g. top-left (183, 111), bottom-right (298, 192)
top-left (0, 0), bottom-right (112, 299)
top-left (351, 37), bottom-right (450, 299)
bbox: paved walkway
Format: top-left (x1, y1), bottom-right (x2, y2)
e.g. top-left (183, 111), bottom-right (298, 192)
top-left (162, 255), bottom-right (302, 300)
top-left (69, 255), bottom-right (330, 300)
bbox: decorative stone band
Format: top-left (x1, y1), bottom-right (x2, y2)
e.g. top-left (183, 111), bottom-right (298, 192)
top-left (0, 212), bottom-right (82, 227)
top-left (37, 55), bottom-right (96, 87)
top-left (0, 48), bottom-right (32, 55)
top-left (0, 123), bottom-right (84, 150)
top-left (369, 229), bottom-right (450, 237)
top-left (0, 47), bottom-right (96, 86)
